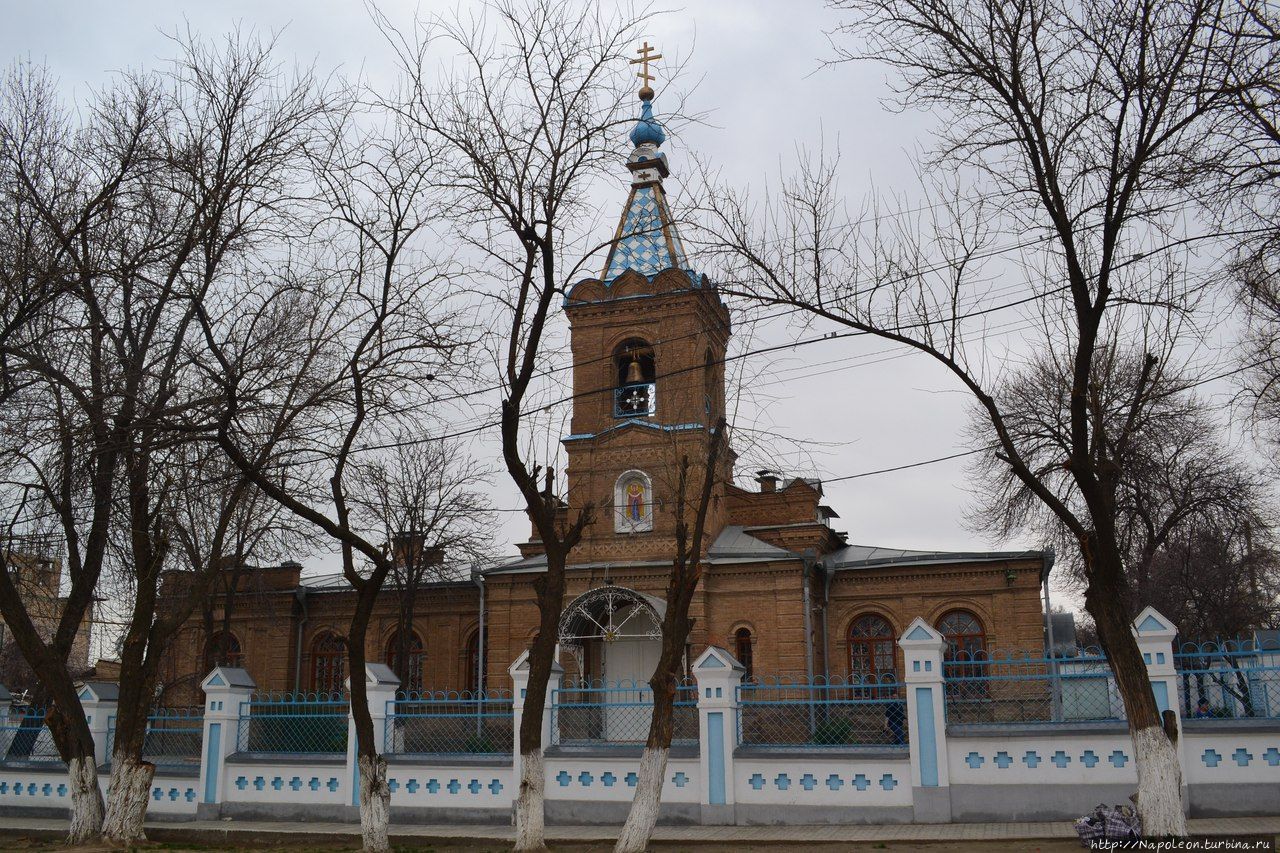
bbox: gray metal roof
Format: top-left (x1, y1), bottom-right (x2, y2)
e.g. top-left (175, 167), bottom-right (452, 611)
top-left (484, 526), bottom-right (799, 575)
top-left (299, 571), bottom-right (472, 591)
top-left (80, 681), bottom-right (119, 701)
top-left (825, 544), bottom-right (1042, 571)
top-left (707, 526), bottom-right (797, 561)
top-left (0, 684), bottom-right (11, 702)
top-left (211, 667), bottom-right (257, 688)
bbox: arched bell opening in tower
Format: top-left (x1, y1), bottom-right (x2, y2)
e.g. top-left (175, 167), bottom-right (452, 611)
top-left (612, 338), bottom-right (656, 417)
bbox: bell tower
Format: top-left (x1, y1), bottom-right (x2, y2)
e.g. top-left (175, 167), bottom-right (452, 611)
top-left (559, 77), bottom-right (732, 564)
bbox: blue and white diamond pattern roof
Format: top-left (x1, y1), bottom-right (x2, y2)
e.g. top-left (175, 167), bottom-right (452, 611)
top-left (603, 185), bottom-right (691, 282)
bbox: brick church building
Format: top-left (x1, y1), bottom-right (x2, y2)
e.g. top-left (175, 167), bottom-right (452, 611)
top-left (156, 87), bottom-right (1049, 704)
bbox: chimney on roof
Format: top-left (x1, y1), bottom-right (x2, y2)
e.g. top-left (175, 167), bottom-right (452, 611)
top-left (756, 469), bottom-right (780, 493)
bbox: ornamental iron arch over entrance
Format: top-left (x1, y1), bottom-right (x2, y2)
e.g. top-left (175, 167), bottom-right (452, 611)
top-left (557, 584), bottom-right (665, 682)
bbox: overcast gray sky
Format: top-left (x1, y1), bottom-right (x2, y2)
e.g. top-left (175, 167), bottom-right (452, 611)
top-left (6, 1), bottom-right (1048, 580)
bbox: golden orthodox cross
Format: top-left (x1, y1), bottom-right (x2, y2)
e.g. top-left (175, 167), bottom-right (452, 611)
top-left (630, 41), bottom-right (663, 92)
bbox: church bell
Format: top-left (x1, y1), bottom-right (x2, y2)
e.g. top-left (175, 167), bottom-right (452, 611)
top-left (625, 358), bottom-right (644, 384)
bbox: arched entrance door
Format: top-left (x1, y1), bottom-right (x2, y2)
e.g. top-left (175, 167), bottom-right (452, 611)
top-left (558, 585), bottom-right (665, 742)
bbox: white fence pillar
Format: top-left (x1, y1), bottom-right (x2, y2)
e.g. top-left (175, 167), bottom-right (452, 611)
top-left (899, 617), bottom-right (950, 823)
top-left (509, 649), bottom-right (561, 788)
top-left (345, 663), bottom-right (400, 806)
top-left (198, 666), bottom-right (256, 817)
top-left (692, 645), bottom-right (744, 824)
top-left (77, 681), bottom-right (119, 766)
top-left (1133, 606), bottom-right (1180, 722)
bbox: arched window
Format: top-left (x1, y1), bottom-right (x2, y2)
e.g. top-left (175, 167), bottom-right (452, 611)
top-left (614, 470), bottom-right (654, 533)
top-left (204, 631), bottom-right (243, 671)
top-left (734, 627), bottom-right (754, 681)
top-left (849, 614), bottom-right (897, 689)
top-left (310, 632), bottom-right (346, 694)
top-left (937, 610), bottom-right (986, 658)
top-left (613, 338), bottom-right (656, 417)
top-left (938, 610), bottom-right (987, 683)
top-left (464, 631), bottom-right (484, 694)
top-left (385, 630), bottom-right (425, 694)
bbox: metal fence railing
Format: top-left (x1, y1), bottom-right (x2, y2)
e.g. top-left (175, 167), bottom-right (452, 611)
top-left (237, 692), bottom-right (348, 755)
top-left (551, 679), bottom-right (697, 747)
top-left (737, 676), bottom-right (909, 748)
top-left (0, 707), bottom-right (62, 765)
top-left (385, 690), bottom-right (514, 755)
top-left (106, 708), bottom-right (205, 772)
top-left (1176, 640), bottom-right (1280, 720)
top-left (943, 649), bottom-right (1124, 726)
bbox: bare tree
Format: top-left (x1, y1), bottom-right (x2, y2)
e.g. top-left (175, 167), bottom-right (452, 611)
top-left (695, 0), bottom-right (1276, 833)
top-left (0, 32), bottom-right (327, 842)
top-left (615, 419), bottom-right (726, 853)
top-left (968, 345), bottom-right (1272, 611)
top-left (359, 439), bottom-right (494, 692)
top-left (0, 58), bottom-right (150, 843)
top-left (376, 2), bottom-right (664, 846)
top-left (196, 100), bottom-right (476, 851)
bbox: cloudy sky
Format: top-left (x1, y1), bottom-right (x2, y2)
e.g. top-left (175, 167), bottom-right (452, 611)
top-left (6, 1), bottom-right (1072, 591)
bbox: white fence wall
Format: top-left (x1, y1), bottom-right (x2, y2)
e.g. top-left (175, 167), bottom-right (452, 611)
top-left (1, 606), bottom-right (1278, 826)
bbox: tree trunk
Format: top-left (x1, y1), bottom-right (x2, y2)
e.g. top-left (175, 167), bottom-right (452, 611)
top-left (349, 588), bottom-right (390, 853)
top-left (615, 626), bottom-right (686, 852)
top-left (101, 755), bottom-right (155, 845)
top-left (66, 755), bottom-right (105, 845)
top-left (614, 746), bottom-right (669, 853)
top-left (514, 748), bottom-right (546, 853)
top-left (1085, 572), bottom-right (1187, 836)
top-left (358, 753), bottom-right (391, 853)
top-left (513, 562), bottom-right (566, 853)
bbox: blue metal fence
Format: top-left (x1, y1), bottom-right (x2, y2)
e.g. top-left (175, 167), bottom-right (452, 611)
top-left (737, 675), bottom-right (908, 748)
top-left (236, 692), bottom-right (348, 755)
top-left (106, 708), bottom-right (204, 771)
top-left (0, 706), bottom-right (62, 765)
top-left (551, 679), bottom-right (697, 747)
top-left (943, 649), bottom-right (1124, 725)
top-left (1176, 639), bottom-right (1280, 720)
top-left (385, 690), bottom-right (514, 755)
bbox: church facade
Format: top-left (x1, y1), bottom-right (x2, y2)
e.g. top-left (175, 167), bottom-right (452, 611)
top-left (156, 88), bottom-right (1050, 705)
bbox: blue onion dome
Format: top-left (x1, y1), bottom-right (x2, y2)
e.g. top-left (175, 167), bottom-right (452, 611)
top-left (629, 96), bottom-right (666, 148)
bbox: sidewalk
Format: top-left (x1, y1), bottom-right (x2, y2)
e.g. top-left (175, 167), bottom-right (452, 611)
top-left (3, 815), bottom-right (1279, 847)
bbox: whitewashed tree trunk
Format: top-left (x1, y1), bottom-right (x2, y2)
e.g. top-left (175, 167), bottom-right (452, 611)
top-left (66, 755), bottom-right (104, 844)
top-left (101, 755), bottom-right (154, 844)
top-left (614, 746), bottom-right (668, 853)
top-left (513, 749), bottom-right (546, 852)
top-left (1133, 726), bottom-right (1186, 836)
top-left (358, 753), bottom-right (390, 853)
